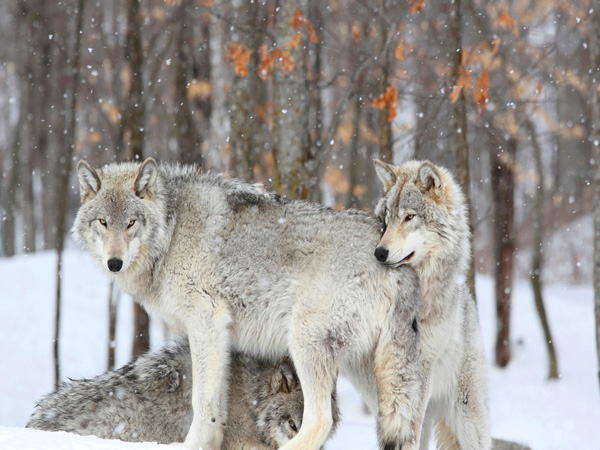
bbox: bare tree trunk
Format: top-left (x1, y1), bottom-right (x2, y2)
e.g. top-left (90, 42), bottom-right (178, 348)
top-left (174, 0), bottom-right (203, 166)
top-left (124, 0), bottom-right (150, 359)
top-left (2, 126), bottom-right (20, 257)
top-left (16, 0), bottom-right (42, 253)
top-left (54, 0), bottom-right (85, 390)
top-left (229, 0), bottom-right (259, 182)
top-left (449, 0), bottom-right (476, 301)
top-left (589, 0), bottom-right (600, 394)
top-left (491, 136), bottom-right (516, 368)
top-left (272, 0), bottom-right (312, 199)
top-left (525, 118), bottom-right (559, 380)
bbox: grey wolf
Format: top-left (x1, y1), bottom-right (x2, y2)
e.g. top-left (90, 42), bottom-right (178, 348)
top-left (72, 158), bottom-right (422, 450)
top-left (27, 337), bottom-right (340, 449)
top-left (372, 159), bottom-right (491, 450)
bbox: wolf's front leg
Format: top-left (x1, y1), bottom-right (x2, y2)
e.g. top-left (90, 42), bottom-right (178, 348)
top-left (278, 339), bottom-right (339, 450)
top-left (181, 298), bottom-right (232, 450)
top-left (373, 301), bottom-right (425, 450)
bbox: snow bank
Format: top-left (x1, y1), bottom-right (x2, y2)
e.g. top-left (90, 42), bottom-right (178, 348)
top-left (0, 249), bottom-right (597, 449)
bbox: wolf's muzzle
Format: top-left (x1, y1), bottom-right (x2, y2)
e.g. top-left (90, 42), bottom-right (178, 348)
top-left (107, 258), bottom-right (124, 273)
top-left (374, 247), bottom-right (388, 263)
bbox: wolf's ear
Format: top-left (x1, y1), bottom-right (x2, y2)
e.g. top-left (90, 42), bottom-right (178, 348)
top-left (77, 160), bottom-right (101, 204)
top-left (416, 161), bottom-right (443, 196)
top-left (373, 159), bottom-right (396, 193)
top-left (269, 359), bottom-right (298, 395)
top-left (135, 157), bottom-right (158, 198)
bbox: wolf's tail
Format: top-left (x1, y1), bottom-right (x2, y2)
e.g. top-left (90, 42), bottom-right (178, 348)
top-left (27, 336), bottom-right (193, 444)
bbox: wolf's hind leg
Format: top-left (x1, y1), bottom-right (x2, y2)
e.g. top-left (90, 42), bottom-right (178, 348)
top-left (446, 360), bottom-right (491, 450)
top-left (374, 302), bottom-right (424, 450)
top-left (181, 298), bottom-right (232, 450)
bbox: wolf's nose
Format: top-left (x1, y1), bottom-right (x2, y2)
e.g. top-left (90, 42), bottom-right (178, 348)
top-left (374, 247), bottom-right (389, 263)
top-left (107, 258), bottom-right (123, 273)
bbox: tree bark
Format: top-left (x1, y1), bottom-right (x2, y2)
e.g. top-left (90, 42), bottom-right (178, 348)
top-left (124, 0), bottom-right (150, 358)
top-left (525, 118), bottom-right (559, 380)
top-left (54, 0), bottom-right (85, 390)
top-left (589, 0), bottom-right (600, 394)
top-left (490, 136), bottom-right (517, 368)
top-left (272, 0), bottom-right (313, 199)
top-left (449, 0), bottom-right (476, 301)
top-left (229, 0), bottom-right (259, 182)
top-left (174, 0), bottom-right (204, 166)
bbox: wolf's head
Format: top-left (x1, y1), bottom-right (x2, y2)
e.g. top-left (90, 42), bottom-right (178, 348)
top-left (256, 358), bottom-right (339, 448)
top-left (372, 159), bottom-right (470, 275)
top-left (72, 157), bottom-right (167, 276)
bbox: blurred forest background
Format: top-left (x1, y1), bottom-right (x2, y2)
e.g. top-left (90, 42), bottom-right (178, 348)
top-left (0, 0), bottom-right (599, 390)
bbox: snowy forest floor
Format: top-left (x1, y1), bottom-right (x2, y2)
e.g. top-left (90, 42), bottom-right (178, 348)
top-left (0, 247), bottom-right (598, 449)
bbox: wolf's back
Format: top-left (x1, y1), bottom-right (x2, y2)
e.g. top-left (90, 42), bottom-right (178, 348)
top-left (27, 338), bottom-right (193, 443)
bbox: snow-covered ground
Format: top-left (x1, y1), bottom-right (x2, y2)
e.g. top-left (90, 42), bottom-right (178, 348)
top-left (0, 248), bottom-right (598, 449)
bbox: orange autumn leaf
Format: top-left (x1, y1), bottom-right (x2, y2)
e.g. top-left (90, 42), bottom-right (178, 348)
top-left (277, 49), bottom-right (295, 72)
top-left (289, 9), bottom-right (317, 43)
top-left (286, 31), bottom-right (302, 50)
top-left (497, 12), bottom-right (519, 37)
top-left (305, 19), bottom-right (318, 43)
top-left (351, 23), bottom-right (361, 43)
top-left (165, 0), bottom-right (181, 5)
top-left (290, 10), bottom-right (304, 29)
top-left (198, 0), bottom-right (213, 6)
top-left (369, 86), bottom-right (398, 122)
top-left (449, 66), bottom-right (472, 103)
top-left (395, 41), bottom-right (405, 64)
top-left (258, 44), bottom-right (274, 79)
top-left (473, 69), bottom-right (490, 113)
top-left (226, 43), bottom-right (251, 77)
top-left (409, 0), bottom-right (426, 15)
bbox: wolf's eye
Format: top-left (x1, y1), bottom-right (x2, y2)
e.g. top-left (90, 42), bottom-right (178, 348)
top-left (288, 420), bottom-right (297, 432)
top-left (128, 219), bottom-right (136, 229)
top-left (405, 214), bottom-right (415, 222)
top-left (98, 218), bottom-right (107, 227)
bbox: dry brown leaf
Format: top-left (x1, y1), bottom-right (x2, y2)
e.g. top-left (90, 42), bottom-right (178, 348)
top-left (369, 86), bottom-right (398, 122)
top-left (278, 49), bottom-right (295, 72)
top-left (449, 66), bottom-right (472, 103)
top-left (305, 19), bottom-right (318, 43)
top-left (290, 10), bottom-right (303, 29)
top-left (395, 41), bottom-right (405, 64)
top-left (409, 0), bottom-right (426, 15)
top-left (226, 43), bottom-right (251, 77)
top-left (473, 69), bottom-right (489, 113)
top-left (351, 23), bottom-right (361, 43)
top-left (198, 0), bottom-right (213, 6)
top-left (497, 12), bottom-right (519, 37)
top-left (286, 31), bottom-right (302, 50)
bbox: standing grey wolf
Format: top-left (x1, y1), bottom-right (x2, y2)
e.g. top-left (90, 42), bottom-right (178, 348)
top-left (72, 158), bottom-right (423, 450)
top-left (28, 337), bottom-right (340, 449)
top-left (372, 159), bottom-right (491, 450)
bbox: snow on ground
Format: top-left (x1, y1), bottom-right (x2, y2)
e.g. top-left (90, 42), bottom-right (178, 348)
top-left (0, 248), bottom-right (598, 449)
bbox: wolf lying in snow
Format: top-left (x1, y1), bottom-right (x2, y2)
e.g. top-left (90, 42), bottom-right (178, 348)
top-left (72, 158), bottom-right (422, 450)
top-left (28, 337), bottom-right (339, 449)
top-left (373, 159), bottom-right (491, 450)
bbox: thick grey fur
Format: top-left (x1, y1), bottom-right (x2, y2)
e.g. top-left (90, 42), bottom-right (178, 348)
top-left (72, 159), bottom-right (422, 450)
top-left (27, 337), bottom-right (339, 449)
